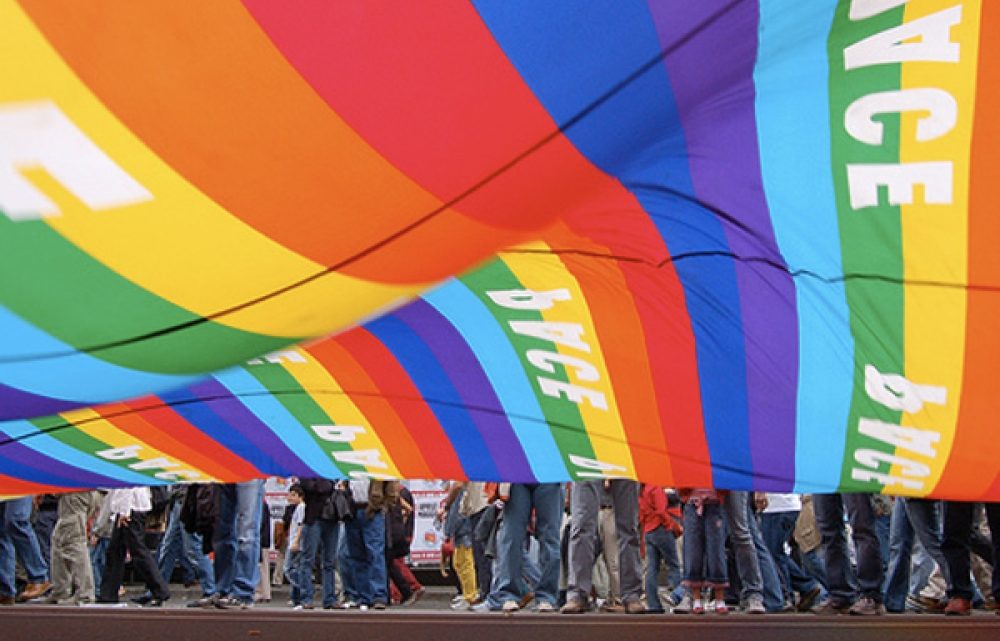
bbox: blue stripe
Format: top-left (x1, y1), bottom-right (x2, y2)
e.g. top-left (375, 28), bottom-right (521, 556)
top-left (0, 305), bottom-right (198, 403)
top-left (755, 0), bottom-right (852, 492)
top-left (0, 419), bottom-right (158, 486)
top-left (423, 280), bottom-right (568, 482)
top-left (472, 2), bottom-right (751, 486)
top-left (211, 367), bottom-right (343, 479)
top-left (365, 314), bottom-right (499, 480)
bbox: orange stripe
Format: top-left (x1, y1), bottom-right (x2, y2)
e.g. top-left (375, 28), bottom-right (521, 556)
top-left (102, 400), bottom-right (261, 482)
top-left (932, 5), bottom-right (1000, 501)
top-left (18, 0), bottom-right (529, 283)
top-left (545, 227), bottom-right (672, 485)
top-left (306, 339), bottom-right (433, 480)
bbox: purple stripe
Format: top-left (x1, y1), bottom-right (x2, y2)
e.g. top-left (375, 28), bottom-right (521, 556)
top-left (0, 439), bottom-right (121, 488)
top-left (183, 379), bottom-right (317, 477)
top-left (394, 301), bottom-right (535, 481)
top-left (0, 384), bottom-right (82, 422)
top-left (648, 1), bottom-right (797, 489)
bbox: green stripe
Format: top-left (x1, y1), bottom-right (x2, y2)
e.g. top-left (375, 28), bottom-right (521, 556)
top-left (828, 0), bottom-right (906, 490)
top-left (243, 363), bottom-right (366, 475)
top-left (29, 415), bottom-right (170, 483)
top-left (459, 258), bottom-right (597, 477)
top-left (0, 217), bottom-right (295, 373)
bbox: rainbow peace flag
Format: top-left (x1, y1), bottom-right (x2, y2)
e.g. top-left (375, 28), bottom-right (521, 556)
top-left (1, 1), bottom-right (997, 499)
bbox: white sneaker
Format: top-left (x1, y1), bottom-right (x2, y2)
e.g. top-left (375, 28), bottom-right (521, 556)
top-left (501, 600), bottom-right (520, 612)
top-left (692, 598), bottom-right (705, 614)
top-left (673, 594), bottom-right (693, 614)
top-left (536, 601), bottom-right (555, 613)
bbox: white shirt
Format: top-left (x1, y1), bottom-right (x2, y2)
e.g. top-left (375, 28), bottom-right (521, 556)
top-left (288, 502), bottom-right (305, 548)
top-left (106, 486), bottom-right (152, 517)
top-left (763, 493), bottom-right (802, 514)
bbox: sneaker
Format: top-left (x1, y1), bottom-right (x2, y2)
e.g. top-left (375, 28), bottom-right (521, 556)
top-left (536, 601), bottom-right (556, 613)
top-left (339, 600), bottom-right (359, 609)
top-left (944, 597), bottom-right (972, 616)
top-left (744, 595), bottom-right (765, 615)
top-left (848, 596), bottom-right (885, 616)
top-left (293, 604), bottom-right (304, 611)
top-left (811, 598), bottom-right (851, 615)
top-left (709, 599), bottom-right (728, 615)
top-left (797, 586), bottom-right (823, 612)
top-left (672, 594), bottom-right (693, 614)
top-left (359, 604), bottom-right (369, 611)
top-left (372, 602), bottom-right (387, 610)
top-left (501, 600), bottom-right (520, 613)
top-left (451, 594), bottom-right (467, 606)
top-left (560, 595), bottom-right (588, 614)
top-left (470, 601), bottom-right (494, 613)
top-left (692, 599), bottom-right (705, 614)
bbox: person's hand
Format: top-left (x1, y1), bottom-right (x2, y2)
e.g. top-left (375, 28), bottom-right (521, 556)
top-left (117, 514), bottom-right (130, 527)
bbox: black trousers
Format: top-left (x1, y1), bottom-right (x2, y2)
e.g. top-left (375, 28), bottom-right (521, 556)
top-left (98, 513), bottom-right (169, 602)
top-left (942, 502), bottom-right (1000, 601)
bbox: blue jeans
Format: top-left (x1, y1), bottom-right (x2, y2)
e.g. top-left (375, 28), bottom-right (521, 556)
top-left (287, 550), bottom-right (305, 605)
top-left (214, 480), bottom-right (264, 601)
top-left (299, 519), bottom-right (340, 607)
top-left (883, 498), bottom-right (947, 612)
top-left (342, 509), bottom-right (387, 606)
top-left (157, 501), bottom-right (216, 596)
top-left (644, 525), bottom-right (681, 612)
top-left (489, 483), bottom-right (563, 608)
top-left (682, 501), bottom-right (727, 588)
top-left (90, 537), bottom-right (109, 595)
top-left (760, 511), bottom-right (823, 602)
top-left (814, 493), bottom-right (883, 603)
top-left (746, 503), bottom-right (784, 611)
top-left (0, 497), bottom-right (48, 595)
top-left (722, 492), bottom-right (762, 600)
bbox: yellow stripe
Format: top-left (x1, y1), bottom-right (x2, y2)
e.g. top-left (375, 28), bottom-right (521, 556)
top-left (888, 0), bottom-right (979, 496)
top-left (279, 347), bottom-right (402, 478)
top-left (2, 1), bottom-right (429, 338)
top-left (501, 242), bottom-right (636, 478)
top-left (61, 407), bottom-right (218, 483)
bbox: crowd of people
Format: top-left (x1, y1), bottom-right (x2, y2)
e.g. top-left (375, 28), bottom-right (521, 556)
top-left (0, 478), bottom-right (997, 618)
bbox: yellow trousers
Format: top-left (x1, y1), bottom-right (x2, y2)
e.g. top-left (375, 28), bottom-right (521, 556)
top-left (454, 544), bottom-right (478, 602)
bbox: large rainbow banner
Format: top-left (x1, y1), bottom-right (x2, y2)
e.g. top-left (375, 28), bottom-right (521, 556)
top-left (1, 1), bottom-right (998, 499)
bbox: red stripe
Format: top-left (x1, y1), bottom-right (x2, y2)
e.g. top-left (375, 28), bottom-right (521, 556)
top-left (242, 1), bottom-right (642, 282)
top-left (334, 329), bottom-right (465, 480)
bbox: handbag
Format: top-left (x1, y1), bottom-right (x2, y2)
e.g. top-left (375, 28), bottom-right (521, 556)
top-left (321, 489), bottom-right (355, 522)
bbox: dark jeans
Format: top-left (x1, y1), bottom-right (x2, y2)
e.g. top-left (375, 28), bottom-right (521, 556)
top-left (942, 502), bottom-right (1000, 602)
top-left (814, 493), bottom-right (883, 603)
top-left (644, 525), bottom-right (680, 612)
top-left (469, 509), bottom-right (492, 600)
top-left (882, 498), bottom-right (947, 612)
top-left (99, 514), bottom-right (169, 602)
top-left (760, 511), bottom-right (821, 600)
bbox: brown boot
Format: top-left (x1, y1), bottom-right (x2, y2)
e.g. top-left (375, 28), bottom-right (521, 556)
top-left (17, 581), bottom-right (51, 602)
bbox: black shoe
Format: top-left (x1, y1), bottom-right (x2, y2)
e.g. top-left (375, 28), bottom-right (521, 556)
top-left (130, 594), bottom-right (153, 605)
top-left (142, 597), bottom-right (167, 608)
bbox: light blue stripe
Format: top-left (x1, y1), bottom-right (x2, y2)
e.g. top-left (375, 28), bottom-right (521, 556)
top-left (755, 0), bottom-right (854, 492)
top-left (212, 368), bottom-right (344, 479)
top-left (0, 305), bottom-right (199, 402)
top-left (422, 280), bottom-right (569, 482)
top-left (0, 419), bottom-right (160, 486)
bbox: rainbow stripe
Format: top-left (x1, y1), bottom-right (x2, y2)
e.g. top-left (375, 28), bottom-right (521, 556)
top-left (0, 1), bottom-right (996, 498)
